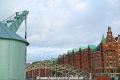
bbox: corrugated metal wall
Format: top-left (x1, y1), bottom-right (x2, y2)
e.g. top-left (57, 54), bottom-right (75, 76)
top-left (0, 39), bottom-right (26, 80)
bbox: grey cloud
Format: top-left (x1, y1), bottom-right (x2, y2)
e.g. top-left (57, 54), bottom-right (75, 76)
top-left (0, 0), bottom-right (120, 62)
top-left (27, 46), bottom-right (67, 62)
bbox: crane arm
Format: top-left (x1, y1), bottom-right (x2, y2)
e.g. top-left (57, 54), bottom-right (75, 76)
top-left (2, 10), bottom-right (29, 33)
top-left (9, 10), bottom-right (29, 32)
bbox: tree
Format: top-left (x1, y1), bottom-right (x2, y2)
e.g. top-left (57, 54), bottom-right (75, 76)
top-left (117, 66), bottom-right (120, 80)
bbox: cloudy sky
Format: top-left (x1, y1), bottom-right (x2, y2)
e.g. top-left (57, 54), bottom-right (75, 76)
top-left (0, 0), bottom-right (120, 62)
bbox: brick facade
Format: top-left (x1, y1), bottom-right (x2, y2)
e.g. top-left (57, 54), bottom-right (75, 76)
top-left (58, 27), bottom-right (120, 78)
top-left (26, 27), bottom-right (120, 79)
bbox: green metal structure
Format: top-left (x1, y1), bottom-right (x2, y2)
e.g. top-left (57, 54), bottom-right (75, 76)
top-left (26, 60), bottom-right (91, 79)
top-left (0, 10), bottom-right (29, 80)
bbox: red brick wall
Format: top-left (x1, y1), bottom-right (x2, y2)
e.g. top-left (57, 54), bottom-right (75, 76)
top-left (74, 51), bottom-right (80, 68)
top-left (26, 69), bottom-right (51, 79)
top-left (27, 27), bottom-right (120, 79)
top-left (96, 75), bottom-right (110, 80)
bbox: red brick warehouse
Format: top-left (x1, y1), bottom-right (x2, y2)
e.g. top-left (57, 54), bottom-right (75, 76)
top-left (58, 26), bottom-right (120, 78)
top-left (26, 27), bottom-right (120, 79)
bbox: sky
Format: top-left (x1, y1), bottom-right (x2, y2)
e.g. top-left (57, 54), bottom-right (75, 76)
top-left (0, 0), bottom-right (120, 62)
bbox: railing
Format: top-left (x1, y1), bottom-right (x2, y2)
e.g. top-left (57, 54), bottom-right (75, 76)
top-left (26, 61), bottom-right (92, 80)
top-left (26, 77), bottom-right (94, 80)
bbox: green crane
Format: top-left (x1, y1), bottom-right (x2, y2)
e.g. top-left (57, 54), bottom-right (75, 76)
top-left (1, 10), bottom-right (29, 33)
top-left (0, 10), bottom-right (29, 80)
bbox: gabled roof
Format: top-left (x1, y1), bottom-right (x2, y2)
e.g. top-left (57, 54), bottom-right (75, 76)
top-left (95, 44), bottom-right (100, 51)
top-left (88, 44), bottom-right (96, 53)
top-left (100, 34), bottom-right (105, 43)
top-left (67, 50), bottom-right (73, 54)
top-left (72, 48), bottom-right (79, 53)
top-left (0, 22), bottom-right (29, 45)
top-left (95, 35), bottom-right (105, 52)
top-left (79, 46), bottom-right (86, 50)
top-left (88, 44), bottom-right (96, 50)
top-left (49, 58), bottom-right (58, 63)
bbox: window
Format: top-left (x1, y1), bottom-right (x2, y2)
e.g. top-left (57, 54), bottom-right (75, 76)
top-left (96, 64), bottom-right (99, 67)
top-left (109, 59), bottom-right (112, 61)
top-left (96, 69), bottom-right (98, 73)
top-left (109, 53), bottom-right (112, 56)
top-left (114, 63), bottom-right (116, 67)
top-left (102, 69), bottom-right (104, 73)
top-left (110, 69), bottom-right (113, 73)
top-left (108, 38), bottom-right (111, 41)
top-left (107, 63), bottom-right (108, 67)
top-left (110, 63), bottom-right (113, 67)
top-left (96, 59), bottom-right (99, 62)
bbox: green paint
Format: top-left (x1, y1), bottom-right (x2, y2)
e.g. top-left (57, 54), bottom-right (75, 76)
top-left (100, 34), bottom-right (105, 43)
top-left (88, 44), bottom-right (96, 50)
top-left (79, 46), bottom-right (86, 50)
top-left (49, 58), bottom-right (58, 64)
top-left (72, 48), bottom-right (79, 53)
top-left (108, 26), bottom-right (111, 28)
top-left (67, 50), bottom-right (73, 54)
top-left (8, 10), bottom-right (29, 33)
